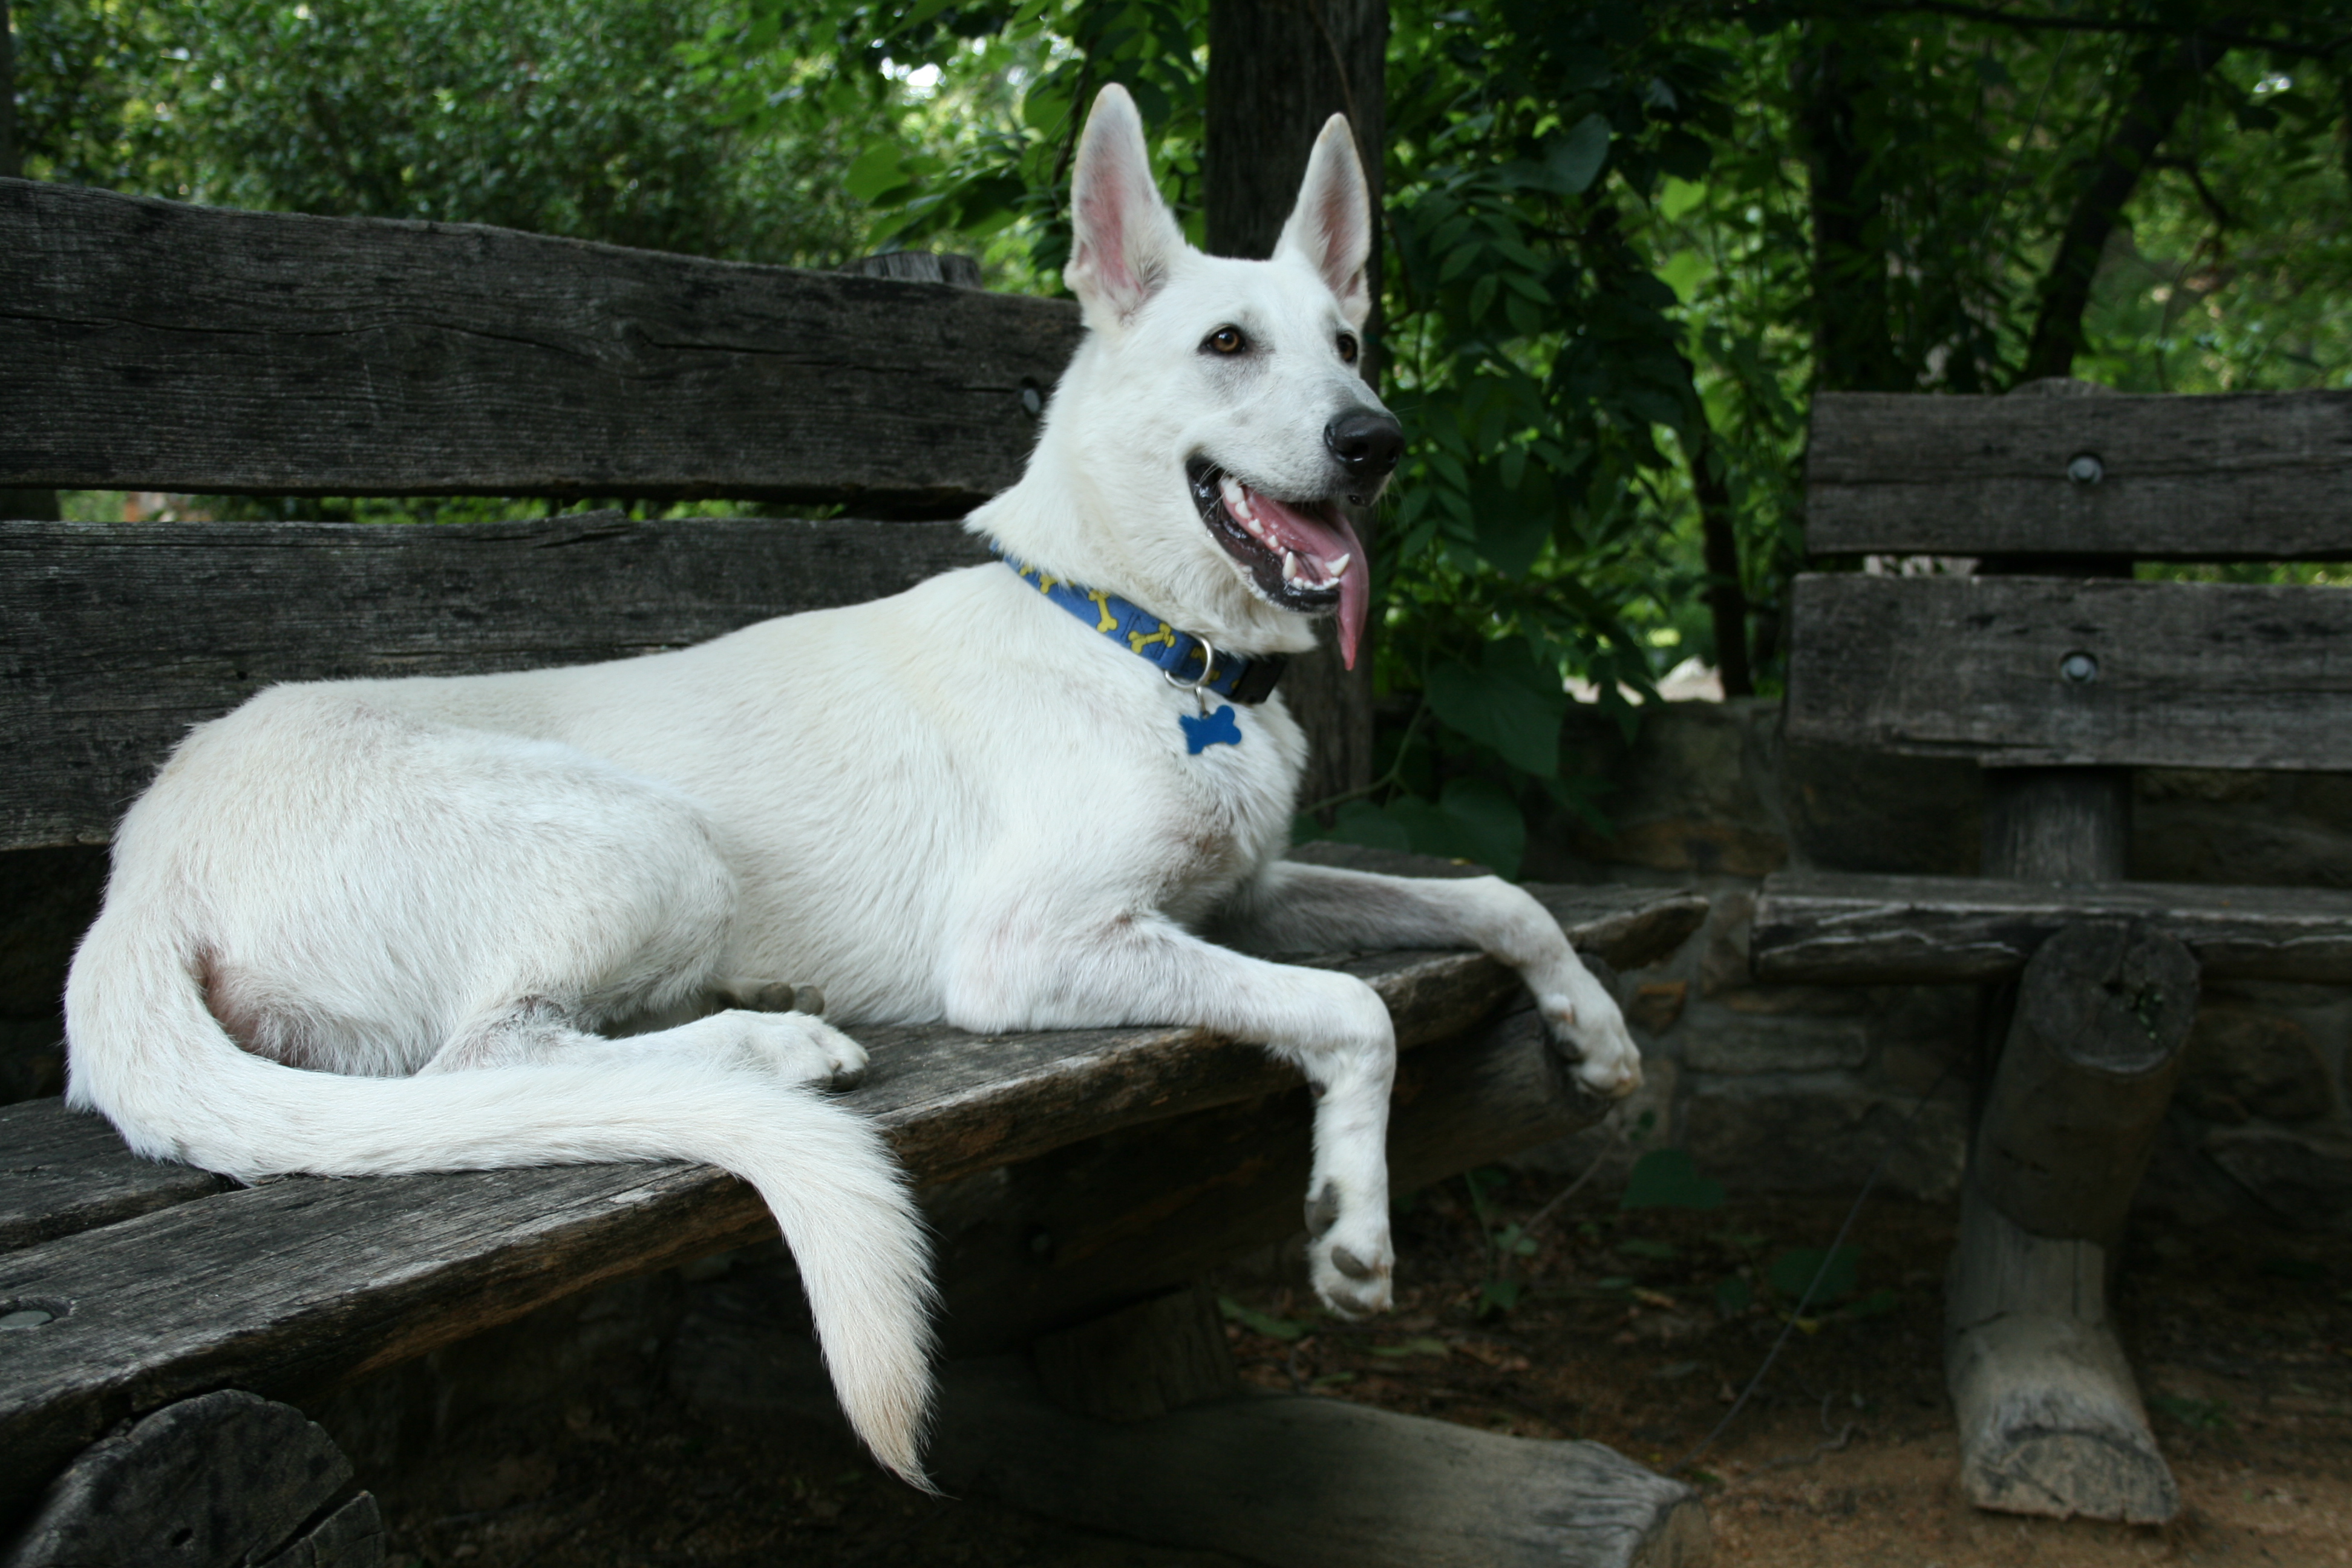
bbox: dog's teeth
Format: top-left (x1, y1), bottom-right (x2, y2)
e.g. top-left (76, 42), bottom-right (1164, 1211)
top-left (1328, 552), bottom-right (1351, 579)
top-left (1282, 551), bottom-right (1302, 584)
top-left (1218, 475), bottom-right (1253, 523)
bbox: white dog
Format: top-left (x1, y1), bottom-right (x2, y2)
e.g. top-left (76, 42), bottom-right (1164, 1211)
top-left (64, 86), bottom-right (1639, 1487)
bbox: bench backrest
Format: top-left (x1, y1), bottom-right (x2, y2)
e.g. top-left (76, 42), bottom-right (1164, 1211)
top-left (0, 178), bottom-right (1086, 851)
top-left (1787, 384), bottom-right (2352, 773)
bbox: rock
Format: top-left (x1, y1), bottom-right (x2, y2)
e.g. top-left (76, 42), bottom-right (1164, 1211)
top-left (1627, 981), bottom-right (1688, 1034)
top-left (1553, 700), bottom-right (1789, 877)
top-left (1681, 1077), bottom-right (1967, 1200)
top-left (2178, 1005), bottom-right (2333, 1125)
top-left (1680, 1016), bottom-right (1871, 1075)
top-left (2201, 1126), bottom-right (2352, 1228)
top-left (1780, 738), bottom-right (1980, 876)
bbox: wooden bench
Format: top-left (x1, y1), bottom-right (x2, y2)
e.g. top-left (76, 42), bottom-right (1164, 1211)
top-left (1754, 378), bottom-right (2352, 1524)
top-left (0, 177), bottom-right (1710, 1567)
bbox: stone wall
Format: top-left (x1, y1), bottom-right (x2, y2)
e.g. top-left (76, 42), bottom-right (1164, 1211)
top-left (1514, 697), bottom-right (2352, 1235)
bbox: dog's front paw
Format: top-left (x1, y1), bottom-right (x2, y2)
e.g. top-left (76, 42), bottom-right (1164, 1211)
top-left (1304, 1181), bottom-right (1394, 1318)
top-left (1542, 998), bottom-right (1643, 1100)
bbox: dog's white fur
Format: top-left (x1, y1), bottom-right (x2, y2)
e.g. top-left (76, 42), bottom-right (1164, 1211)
top-left (64, 87), bottom-right (1639, 1487)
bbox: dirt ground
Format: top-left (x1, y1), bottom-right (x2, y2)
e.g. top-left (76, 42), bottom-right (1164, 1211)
top-left (373, 1176), bottom-right (2352, 1568)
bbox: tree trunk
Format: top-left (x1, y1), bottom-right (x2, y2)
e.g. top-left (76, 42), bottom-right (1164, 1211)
top-left (2019, 33), bottom-right (2213, 384)
top-left (1207, 0), bottom-right (1386, 815)
top-left (1798, 26), bottom-right (1906, 394)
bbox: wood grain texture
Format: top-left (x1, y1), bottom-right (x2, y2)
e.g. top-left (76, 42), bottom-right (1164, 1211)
top-left (1751, 872), bottom-right (2352, 985)
top-left (0, 178), bottom-right (1080, 506)
top-left (0, 1390), bottom-right (354, 1568)
top-left (0, 514), bottom-right (992, 849)
top-left (1807, 388), bottom-right (2352, 560)
top-left (0, 878), bottom-right (1704, 1516)
top-left (933, 1357), bottom-right (1711, 1568)
top-left (1944, 1189), bottom-right (2178, 1524)
top-left (0, 1098), bottom-right (230, 1252)
top-left (1782, 573), bottom-right (2352, 769)
top-left (1973, 922), bottom-right (2196, 1250)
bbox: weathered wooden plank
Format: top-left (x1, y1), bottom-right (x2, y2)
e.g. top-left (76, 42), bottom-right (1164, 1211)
top-left (1751, 872), bottom-right (2352, 985)
top-left (1807, 388), bottom-right (2352, 560)
top-left (0, 881), bottom-right (1704, 1517)
top-left (0, 1099), bottom-right (232, 1252)
top-left (1783, 573), bottom-right (2352, 769)
top-left (0, 514), bottom-right (992, 849)
top-left (0, 178), bottom-right (1080, 506)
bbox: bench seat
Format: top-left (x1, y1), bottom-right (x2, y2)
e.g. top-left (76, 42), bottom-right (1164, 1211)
top-left (0, 875), bottom-right (1704, 1519)
top-left (1753, 871), bottom-right (2352, 986)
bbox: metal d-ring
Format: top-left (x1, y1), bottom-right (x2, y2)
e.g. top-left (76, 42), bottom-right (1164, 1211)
top-left (1165, 636), bottom-right (1220, 714)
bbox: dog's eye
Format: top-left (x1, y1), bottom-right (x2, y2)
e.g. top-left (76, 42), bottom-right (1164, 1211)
top-left (1204, 325), bottom-right (1247, 356)
top-left (1336, 333), bottom-right (1359, 365)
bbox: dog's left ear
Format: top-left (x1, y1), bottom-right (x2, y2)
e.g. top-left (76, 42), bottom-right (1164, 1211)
top-left (1065, 85), bottom-right (1186, 328)
top-left (1276, 115), bottom-right (1374, 329)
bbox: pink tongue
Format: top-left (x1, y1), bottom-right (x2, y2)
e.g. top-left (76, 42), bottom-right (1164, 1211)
top-left (1247, 492), bottom-right (1371, 670)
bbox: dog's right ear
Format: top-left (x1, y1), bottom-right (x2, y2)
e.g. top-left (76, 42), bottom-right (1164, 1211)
top-left (1064, 85), bottom-right (1184, 328)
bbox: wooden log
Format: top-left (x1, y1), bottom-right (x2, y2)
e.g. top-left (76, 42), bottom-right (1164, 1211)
top-left (1806, 387), bottom-right (2352, 561)
top-left (1030, 1285), bottom-right (1238, 1423)
top-left (1782, 572), bottom-right (2352, 770)
top-left (253, 1494), bottom-right (383, 1568)
top-left (1945, 1193), bottom-right (2178, 1524)
top-left (0, 178), bottom-right (1080, 508)
top-left (0, 881), bottom-right (1705, 1519)
top-left (932, 1357), bottom-right (1711, 1568)
top-left (1971, 921), bottom-right (2197, 1249)
top-left (1749, 872), bottom-right (2352, 986)
top-left (0, 514), bottom-right (991, 851)
top-left (0, 1390), bottom-right (365, 1568)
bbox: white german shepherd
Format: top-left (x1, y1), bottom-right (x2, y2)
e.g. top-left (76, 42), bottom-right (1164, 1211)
top-left (64, 87), bottom-right (1639, 1486)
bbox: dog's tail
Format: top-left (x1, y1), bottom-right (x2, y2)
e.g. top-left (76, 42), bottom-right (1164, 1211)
top-left (64, 904), bottom-right (936, 1489)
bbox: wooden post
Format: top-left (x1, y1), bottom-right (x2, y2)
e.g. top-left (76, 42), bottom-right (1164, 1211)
top-left (1947, 763), bottom-right (2190, 1520)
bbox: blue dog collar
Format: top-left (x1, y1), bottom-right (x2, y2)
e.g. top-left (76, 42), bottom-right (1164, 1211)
top-left (1000, 552), bottom-right (1289, 707)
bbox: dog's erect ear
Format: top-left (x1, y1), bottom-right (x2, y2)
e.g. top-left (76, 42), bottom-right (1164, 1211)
top-left (1275, 115), bottom-right (1374, 328)
top-left (1064, 85), bottom-right (1185, 326)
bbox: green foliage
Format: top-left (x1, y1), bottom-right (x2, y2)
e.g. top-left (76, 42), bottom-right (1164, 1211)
top-left (1619, 1148), bottom-right (1724, 1212)
top-left (19, 0), bottom-right (2352, 859)
top-left (1767, 1243), bottom-right (1858, 1307)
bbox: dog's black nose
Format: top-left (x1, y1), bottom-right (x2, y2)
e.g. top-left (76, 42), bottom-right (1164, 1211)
top-left (1325, 410), bottom-right (1404, 479)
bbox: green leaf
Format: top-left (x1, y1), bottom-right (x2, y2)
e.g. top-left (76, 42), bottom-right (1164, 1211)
top-left (1318, 797), bottom-right (1414, 852)
top-left (843, 143), bottom-right (906, 204)
top-left (1217, 1295), bottom-right (1308, 1341)
top-left (1714, 1276), bottom-right (1754, 1316)
top-left (1543, 113), bottom-right (1612, 194)
top-left (1620, 1149), bottom-right (1725, 1212)
top-left (1769, 1244), bottom-right (1860, 1305)
top-left (1424, 644), bottom-right (1566, 778)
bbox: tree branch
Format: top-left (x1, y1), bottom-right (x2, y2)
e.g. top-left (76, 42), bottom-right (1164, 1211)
top-left (2019, 30), bottom-right (2217, 382)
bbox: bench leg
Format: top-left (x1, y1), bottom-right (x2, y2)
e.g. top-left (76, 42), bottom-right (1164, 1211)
top-left (1945, 918), bottom-right (2194, 1523)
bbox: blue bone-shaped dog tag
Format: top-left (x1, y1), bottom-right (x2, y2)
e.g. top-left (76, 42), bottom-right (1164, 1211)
top-left (1180, 704), bottom-right (1241, 754)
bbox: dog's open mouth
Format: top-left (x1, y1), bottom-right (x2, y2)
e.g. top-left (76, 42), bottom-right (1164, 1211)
top-left (1186, 456), bottom-right (1370, 668)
